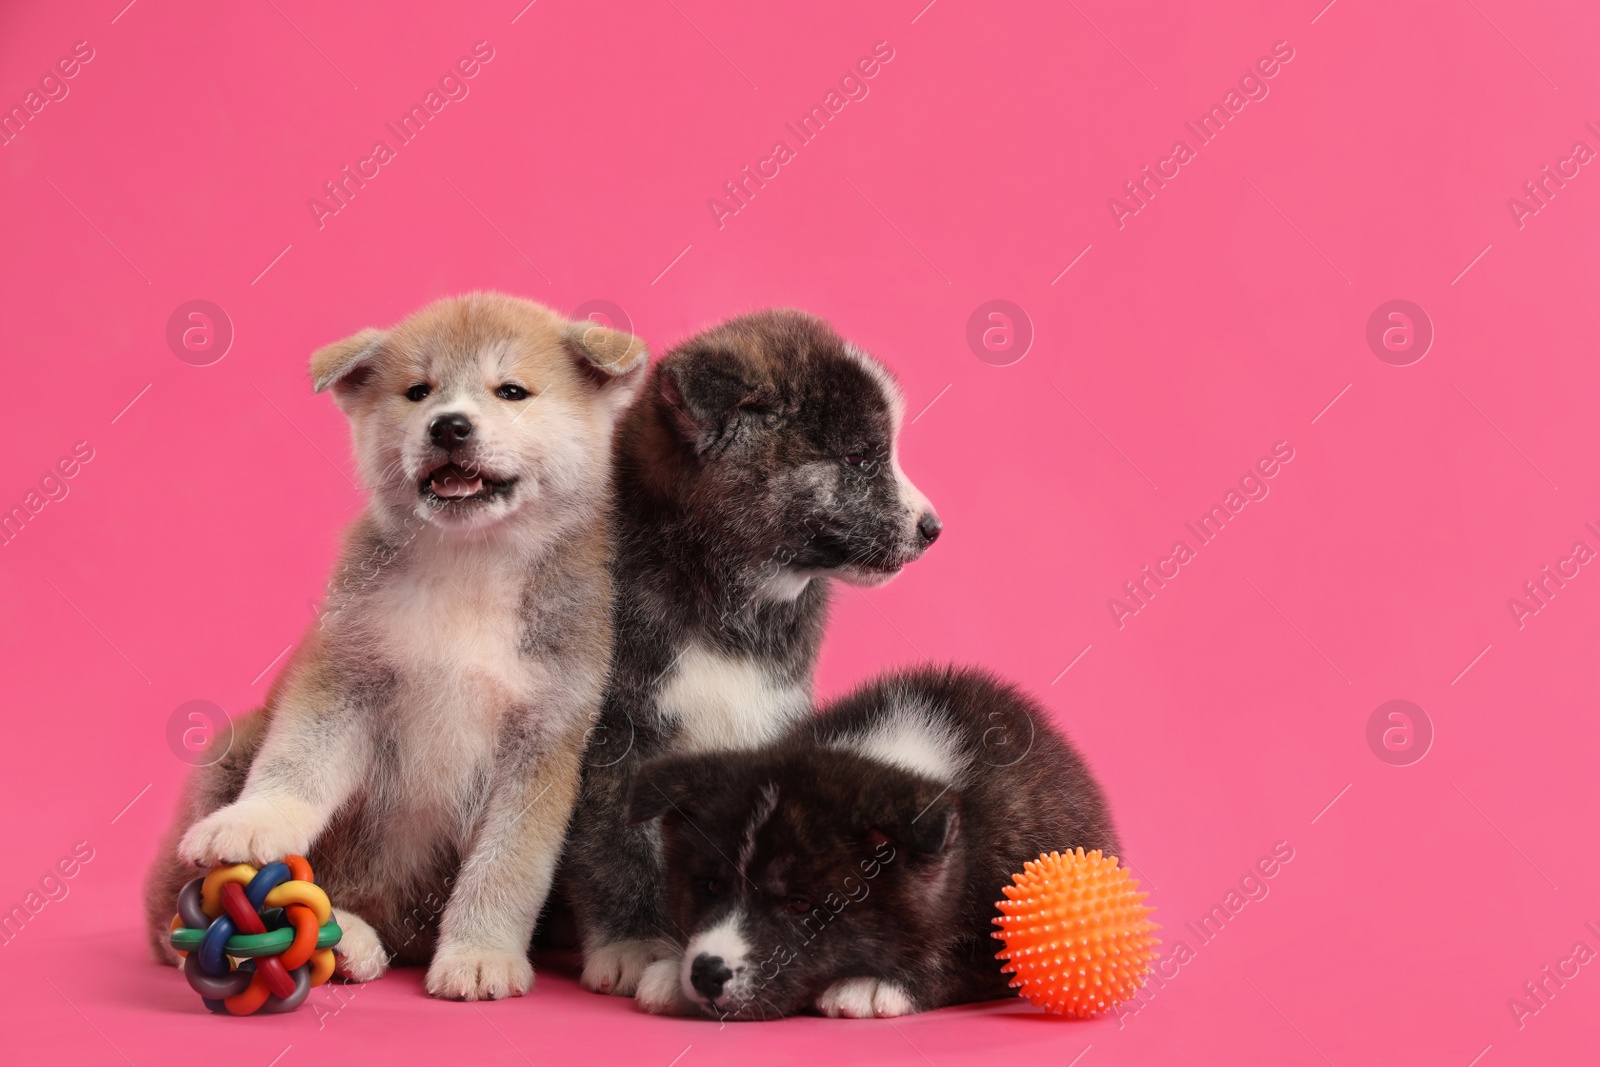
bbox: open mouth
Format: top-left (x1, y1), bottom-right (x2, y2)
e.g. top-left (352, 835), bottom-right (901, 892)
top-left (419, 463), bottom-right (516, 507)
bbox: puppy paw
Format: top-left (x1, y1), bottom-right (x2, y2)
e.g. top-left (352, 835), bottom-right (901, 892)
top-left (635, 957), bottom-right (691, 1015)
top-left (425, 946), bottom-right (533, 1001)
top-left (333, 911), bottom-right (389, 983)
top-left (178, 797), bottom-right (313, 867)
top-left (581, 939), bottom-right (668, 997)
top-left (815, 977), bottom-right (916, 1019)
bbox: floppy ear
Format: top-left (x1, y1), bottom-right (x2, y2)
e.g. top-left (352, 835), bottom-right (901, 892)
top-left (563, 320), bottom-right (648, 418)
top-left (310, 328), bottom-right (386, 402)
top-left (656, 351), bottom-right (768, 456)
top-left (871, 785), bottom-right (961, 856)
top-left (627, 754), bottom-right (711, 825)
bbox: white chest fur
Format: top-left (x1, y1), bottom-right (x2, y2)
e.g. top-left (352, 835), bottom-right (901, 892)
top-left (656, 644), bottom-right (808, 753)
top-left (375, 563), bottom-right (528, 701)
top-left (358, 546), bottom-right (537, 824)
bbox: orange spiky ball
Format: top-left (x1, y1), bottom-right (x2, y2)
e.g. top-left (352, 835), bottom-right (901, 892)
top-left (992, 848), bottom-right (1160, 1017)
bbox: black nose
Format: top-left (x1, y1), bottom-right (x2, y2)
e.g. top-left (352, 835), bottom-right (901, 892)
top-left (429, 413), bottom-right (473, 447)
top-left (916, 512), bottom-right (943, 546)
top-left (689, 954), bottom-right (733, 1001)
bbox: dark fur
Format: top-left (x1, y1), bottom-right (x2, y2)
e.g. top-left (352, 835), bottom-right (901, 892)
top-left (629, 666), bottom-right (1121, 1019)
top-left (562, 310), bottom-right (938, 988)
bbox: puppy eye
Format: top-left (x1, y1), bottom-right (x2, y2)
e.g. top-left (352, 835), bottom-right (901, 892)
top-left (495, 383), bottom-right (530, 401)
top-left (703, 879), bottom-right (721, 897)
top-left (405, 383), bottom-right (432, 402)
top-left (843, 452), bottom-right (865, 467)
top-left (784, 897), bottom-right (813, 914)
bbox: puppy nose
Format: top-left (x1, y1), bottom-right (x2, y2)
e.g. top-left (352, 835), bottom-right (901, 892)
top-left (689, 954), bottom-right (733, 1001)
top-left (429, 413), bottom-right (473, 447)
top-left (916, 511), bottom-right (943, 546)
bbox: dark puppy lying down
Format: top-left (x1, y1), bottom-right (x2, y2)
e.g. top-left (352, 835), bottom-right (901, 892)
top-left (628, 666), bottom-right (1121, 1019)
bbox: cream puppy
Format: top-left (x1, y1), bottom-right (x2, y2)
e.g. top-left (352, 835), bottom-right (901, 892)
top-left (144, 293), bottom-right (645, 1000)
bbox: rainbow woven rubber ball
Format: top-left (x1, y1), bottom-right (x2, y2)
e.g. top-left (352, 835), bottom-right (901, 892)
top-left (168, 854), bottom-right (342, 1015)
top-left (992, 848), bottom-right (1159, 1017)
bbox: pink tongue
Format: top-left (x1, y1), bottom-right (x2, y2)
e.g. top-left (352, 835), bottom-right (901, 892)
top-left (431, 470), bottom-right (483, 499)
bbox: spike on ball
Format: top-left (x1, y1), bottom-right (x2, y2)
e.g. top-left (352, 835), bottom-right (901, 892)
top-left (992, 847), bottom-right (1159, 1017)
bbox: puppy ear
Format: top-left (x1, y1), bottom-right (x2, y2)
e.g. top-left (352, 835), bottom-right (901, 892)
top-left (626, 755), bottom-right (705, 824)
top-left (656, 352), bottom-right (767, 456)
top-left (910, 804), bottom-right (960, 855)
top-left (563, 320), bottom-right (648, 417)
top-left (872, 786), bottom-right (961, 856)
top-left (311, 328), bottom-right (386, 398)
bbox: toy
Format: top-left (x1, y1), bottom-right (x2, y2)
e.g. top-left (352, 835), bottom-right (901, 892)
top-left (168, 854), bottom-right (342, 1015)
top-left (992, 847), bottom-right (1159, 1017)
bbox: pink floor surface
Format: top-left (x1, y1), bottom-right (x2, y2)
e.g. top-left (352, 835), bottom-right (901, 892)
top-left (3, 0), bottom-right (1598, 1064)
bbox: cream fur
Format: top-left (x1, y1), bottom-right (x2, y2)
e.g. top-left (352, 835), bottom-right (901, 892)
top-left (157, 294), bottom-right (646, 1002)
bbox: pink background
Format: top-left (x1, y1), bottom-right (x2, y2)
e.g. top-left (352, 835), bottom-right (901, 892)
top-left (3, 0), bottom-right (1597, 1063)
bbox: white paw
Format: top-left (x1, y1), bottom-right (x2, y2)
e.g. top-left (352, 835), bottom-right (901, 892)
top-left (815, 977), bottom-right (917, 1019)
top-left (635, 957), bottom-right (690, 1015)
top-left (425, 946), bottom-right (534, 1001)
top-left (580, 939), bottom-right (668, 996)
top-left (333, 911), bottom-right (389, 982)
top-left (178, 797), bottom-right (313, 867)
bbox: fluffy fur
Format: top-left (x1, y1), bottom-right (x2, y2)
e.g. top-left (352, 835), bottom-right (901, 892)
top-left (628, 666), bottom-right (1121, 1019)
top-left (561, 310), bottom-right (942, 1000)
top-left (144, 293), bottom-right (646, 1000)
